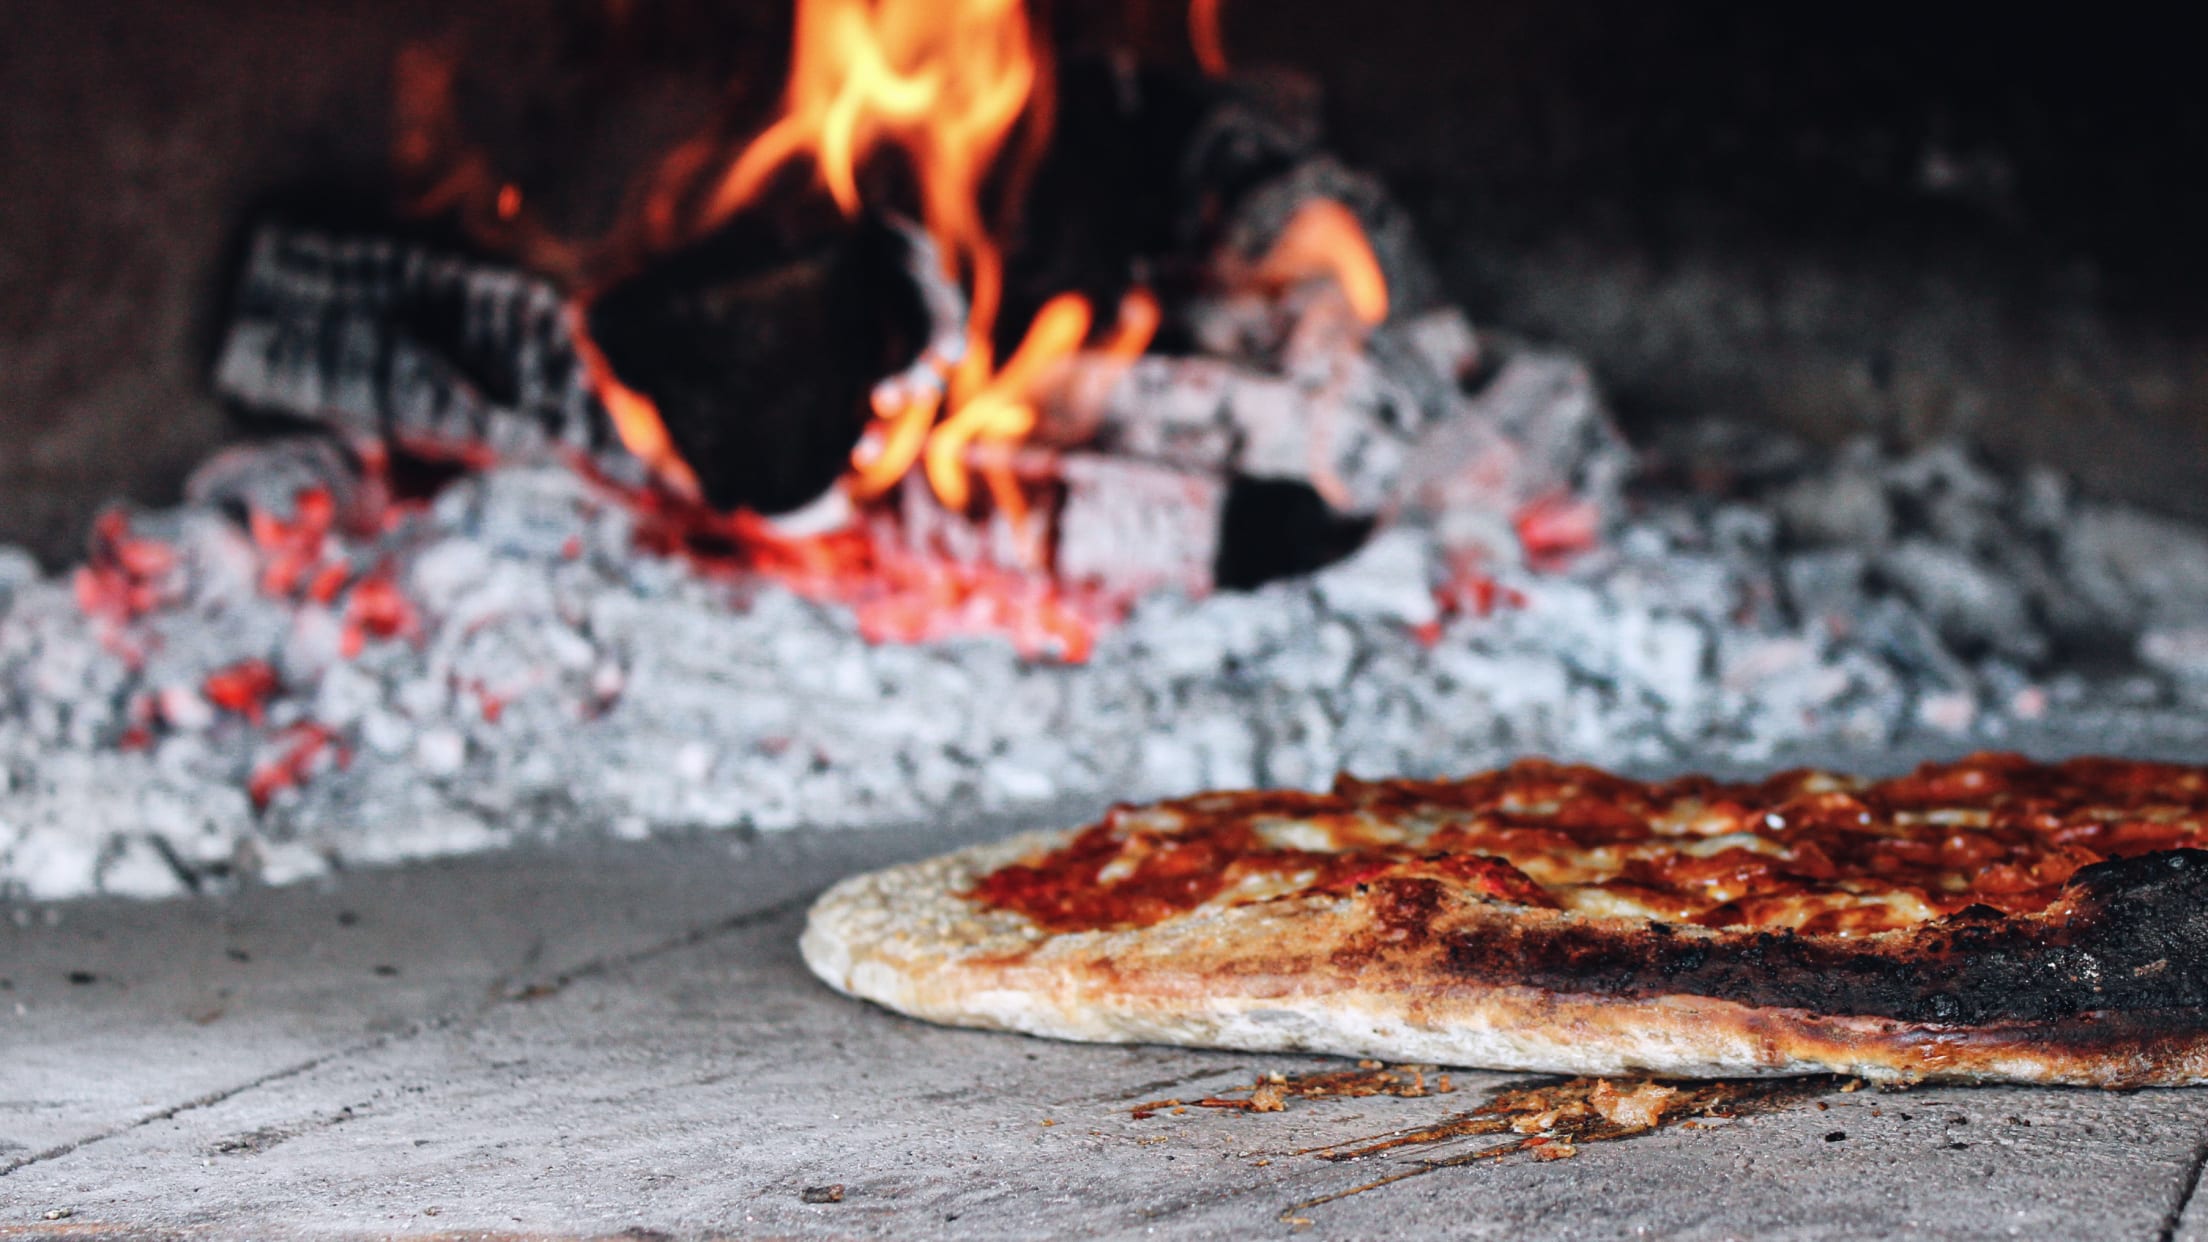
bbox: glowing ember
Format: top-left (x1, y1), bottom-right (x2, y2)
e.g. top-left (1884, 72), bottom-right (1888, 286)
top-left (1189, 0), bottom-right (1231, 77)
top-left (608, 467), bottom-right (1128, 662)
top-left (203, 660), bottom-right (282, 726)
top-left (248, 722), bottom-right (346, 810)
top-left (248, 488), bottom-right (338, 599)
top-left (342, 567), bottom-right (420, 659)
top-left (74, 510), bottom-right (176, 627)
top-left (1513, 491), bottom-right (1603, 567)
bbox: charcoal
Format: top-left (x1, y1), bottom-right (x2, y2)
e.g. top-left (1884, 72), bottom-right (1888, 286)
top-left (27, 223), bottom-right (2208, 902)
top-left (2139, 626), bottom-right (2208, 691)
top-left (1916, 690), bottom-right (1979, 735)
top-left (1874, 538), bottom-right (2046, 662)
top-left (1310, 528), bottom-right (1439, 627)
top-left (215, 217), bottom-right (931, 517)
top-left (1214, 478), bottom-right (1373, 589)
top-left (2017, 466), bottom-right (2073, 535)
top-left (1981, 535), bottom-right (2082, 646)
top-left (1884, 441), bottom-right (2007, 531)
top-left (1853, 596), bottom-right (1976, 694)
top-left (1709, 504), bottom-right (1781, 559)
top-left (1775, 467), bottom-right (1892, 549)
top-left (2060, 505), bottom-right (2208, 634)
top-left (1388, 308), bottom-right (1481, 393)
top-left (1063, 333), bottom-right (1438, 523)
top-left (1401, 344), bottom-right (1630, 556)
top-left (1975, 658), bottom-right (2050, 725)
top-left (185, 435), bottom-right (365, 524)
top-left (1054, 455), bottom-right (1224, 595)
top-left (1073, 354), bottom-right (1240, 468)
top-left (0, 546), bottom-right (36, 610)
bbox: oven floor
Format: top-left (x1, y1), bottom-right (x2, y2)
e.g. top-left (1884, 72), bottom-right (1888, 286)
top-left (9, 747), bottom-right (2208, 1239)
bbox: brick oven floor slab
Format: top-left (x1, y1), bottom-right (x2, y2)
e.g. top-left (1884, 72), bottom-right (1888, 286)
top-left (9, 752), bottom-right (2208, 1237)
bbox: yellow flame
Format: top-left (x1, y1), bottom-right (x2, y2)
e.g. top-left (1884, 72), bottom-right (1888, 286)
top-left (1258, 199), bottom-right (1390, 325)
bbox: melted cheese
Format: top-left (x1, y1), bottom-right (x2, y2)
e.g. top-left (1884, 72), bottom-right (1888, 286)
top-left (967, 754), bottom-right (2208, 936)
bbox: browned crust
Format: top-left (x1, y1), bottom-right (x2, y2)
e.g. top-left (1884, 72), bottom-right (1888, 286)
top-left (800, 833), bottom-right (2208, 1086)
top-left (1409, 848), bottom-right (2208, 1027)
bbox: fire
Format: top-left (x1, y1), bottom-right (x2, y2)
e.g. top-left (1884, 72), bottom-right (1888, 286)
top-left (567, 307), bottom-right (704, 500)
top-left (706, 0), bottom-right (1039, 247)
top-left (915, 286), bottom-right (1159, 520)
top-left (1258, 199), bottom-right (1389, 327)
top-left (1189, 0), bottom-right (1231, 77)
top-left (709, 0), bottom-right (1155, 521)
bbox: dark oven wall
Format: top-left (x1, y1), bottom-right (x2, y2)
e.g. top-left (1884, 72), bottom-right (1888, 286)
top-left (5, 0), bottom-right (2205, 562)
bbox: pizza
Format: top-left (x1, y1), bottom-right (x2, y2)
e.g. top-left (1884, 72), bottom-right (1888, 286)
top-left (801, 754), bottom-right (2208, 1086)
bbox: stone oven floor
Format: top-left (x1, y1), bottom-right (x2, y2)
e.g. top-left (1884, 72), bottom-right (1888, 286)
top-left (10, 733), bottom-right (2208, 1239)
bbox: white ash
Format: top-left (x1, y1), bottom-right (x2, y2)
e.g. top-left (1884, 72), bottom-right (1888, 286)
top-left (7, 422), bottom-right (2208, 902)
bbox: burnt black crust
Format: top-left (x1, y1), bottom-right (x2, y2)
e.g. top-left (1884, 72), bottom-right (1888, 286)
top-left (1436, 848), bottom-right (2208, 1026)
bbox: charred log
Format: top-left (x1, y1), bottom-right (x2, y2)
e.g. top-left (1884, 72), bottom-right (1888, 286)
top-left (1214, 477), bottom-right (1374, 590)
top-left (212, 224), bottom-right (620, 472)
top-left (993, 60), bottom-right (1238, 357)
top-left (583, 202), bottom-right (930, 513)
top-left (996, 59), bottom-right (1427, 357)
top-left (212, 213), bottom-right (931, 516)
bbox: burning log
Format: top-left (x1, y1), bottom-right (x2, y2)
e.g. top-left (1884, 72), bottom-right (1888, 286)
top-left (997, 61), bottom-right (1438, 362)
top-left (212, 216), bottom-right (932, 516)
top-left (1216, 478), bottom-right (1375, 590)
top-left (582, 204), bottom-right (932, 513)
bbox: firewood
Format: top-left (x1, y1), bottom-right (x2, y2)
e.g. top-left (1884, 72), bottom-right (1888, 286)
top-left (583, 197), bottom-right (930, 513)
top-left (213, 224), bottom-right (622, 474)
top-left (213, 213), bottom-right (933, 517)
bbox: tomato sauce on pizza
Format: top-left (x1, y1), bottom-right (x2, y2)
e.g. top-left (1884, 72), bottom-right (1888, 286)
top-left (968, 754), bottom-right (2208, 937)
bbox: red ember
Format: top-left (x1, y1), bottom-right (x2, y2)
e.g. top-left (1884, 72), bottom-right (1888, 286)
top-left (249, 488), bottom-right (339, 598)
top-left (1513, 491), bottom-right (1602, 566)
top-left (203, 660), bottom-right (282, 725)
top-left (74, 510), bottom-right (177, 627)
top-left (248, 722), bottom-right (346, 809)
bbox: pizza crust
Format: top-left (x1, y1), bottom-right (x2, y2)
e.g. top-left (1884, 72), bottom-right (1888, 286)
top-left (801, 829), bottom-right (2208, 1087)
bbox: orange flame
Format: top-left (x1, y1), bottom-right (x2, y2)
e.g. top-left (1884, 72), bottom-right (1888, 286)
top-left (1257, 199), bottom-right (1390, 326)
top-left (706, 0), bottom-right (1038, 335)
top-left (710, 0), bottom-right (1157, 523)
top-left (1189, 0), bottom-right (1230, 77)
top-left (568, 307), bottom-right (702, 500)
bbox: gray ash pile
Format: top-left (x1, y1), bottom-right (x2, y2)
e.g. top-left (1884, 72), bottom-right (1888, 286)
top-left (5, 412), bottom-right (2206, 901)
